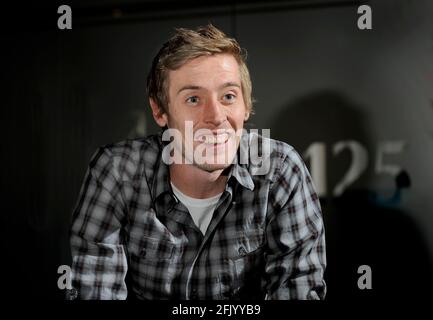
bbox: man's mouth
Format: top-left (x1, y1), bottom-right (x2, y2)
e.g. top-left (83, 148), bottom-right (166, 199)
top-left (197, 133), bottom-right (230, 145)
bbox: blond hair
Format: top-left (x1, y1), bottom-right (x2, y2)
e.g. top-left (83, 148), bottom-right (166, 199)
top-left (146, 24), bottom-right (254, 115)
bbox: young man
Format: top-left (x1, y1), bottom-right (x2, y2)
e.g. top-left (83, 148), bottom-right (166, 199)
top-left (69, 24), bottom-right (326, 300)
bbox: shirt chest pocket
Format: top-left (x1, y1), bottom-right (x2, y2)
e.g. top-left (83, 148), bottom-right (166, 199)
top-left (133, 236), bottom-right (180, 299)
top-left (216, 228), bottom-right (265, 299)
top-left (229, 228), bottom-right (265, 259)
top-left (230, 228), bottom-right (266, 299)
top-left (139, 236), bottom-right (176, 261)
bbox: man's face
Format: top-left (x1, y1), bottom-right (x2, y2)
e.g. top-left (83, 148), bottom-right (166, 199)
top-left (154, 53), bottom-right (249, 172)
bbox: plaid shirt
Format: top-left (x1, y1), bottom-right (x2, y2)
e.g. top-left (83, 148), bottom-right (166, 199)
top-left (69, 131), bottom-right (326, 300)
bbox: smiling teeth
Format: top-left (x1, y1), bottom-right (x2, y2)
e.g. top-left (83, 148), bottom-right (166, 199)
top-left (203, 135), bottom-right (227, 144)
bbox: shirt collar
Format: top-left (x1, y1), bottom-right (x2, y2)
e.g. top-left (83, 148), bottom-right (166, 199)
top-left (229, 131), bottom-right (255, 191)
top-left (226, 161), bottom-right (255, 192)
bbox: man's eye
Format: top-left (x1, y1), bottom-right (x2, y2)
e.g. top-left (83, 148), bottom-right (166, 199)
top-left (223, 93), bottom-right (236, 103)
top-left (186, 96), bottom-right (199, 104)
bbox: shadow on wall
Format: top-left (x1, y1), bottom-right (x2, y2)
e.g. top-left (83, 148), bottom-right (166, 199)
top-left (270, 90), bottom-right (433, 300)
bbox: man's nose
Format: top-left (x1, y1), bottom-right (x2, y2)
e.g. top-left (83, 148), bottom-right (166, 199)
top-left (203, 97), bottom-right (226, 126)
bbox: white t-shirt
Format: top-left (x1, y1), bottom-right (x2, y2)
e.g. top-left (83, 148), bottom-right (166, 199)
top-left (170, 182), bottom-right (222, 235)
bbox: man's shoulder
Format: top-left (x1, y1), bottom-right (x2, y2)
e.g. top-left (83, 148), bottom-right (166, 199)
top-left (101, 134), bottom-right (161, 157)
top-left (89, 134), bottom-right (162, 181)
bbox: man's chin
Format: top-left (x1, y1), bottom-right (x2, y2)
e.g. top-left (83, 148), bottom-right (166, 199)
top-left (193, 161), bottom-right (232, 173)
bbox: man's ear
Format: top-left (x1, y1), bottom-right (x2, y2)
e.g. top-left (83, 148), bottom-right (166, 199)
top-left (244, 111), bottom-right (250, 121)
top-left (149, 98), bottom-right (168, 127)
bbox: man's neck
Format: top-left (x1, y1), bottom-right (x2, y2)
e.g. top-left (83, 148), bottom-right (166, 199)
top-left (169, 163), bottom-right (228, 199)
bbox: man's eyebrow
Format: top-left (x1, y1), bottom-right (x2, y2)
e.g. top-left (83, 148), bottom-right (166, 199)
top-left (220, 82), bottom-right (241, 90)
top-left (177, 85), bottom-right (201, 95)
top-left (176, 82), bottom-right (241, 95)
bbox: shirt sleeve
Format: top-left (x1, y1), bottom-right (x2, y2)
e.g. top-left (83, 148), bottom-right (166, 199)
top-left (69, 147), bottom-right (128, 300)
top-left (264, 149), bottom-right (327, 300)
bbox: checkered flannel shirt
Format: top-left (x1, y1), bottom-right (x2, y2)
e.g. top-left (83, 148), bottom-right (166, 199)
top-left (69, 131), bottom-right (326, 300)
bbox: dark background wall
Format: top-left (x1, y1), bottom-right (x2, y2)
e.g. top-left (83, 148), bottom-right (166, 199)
top-left (1, 0), bottom-right (432, 300)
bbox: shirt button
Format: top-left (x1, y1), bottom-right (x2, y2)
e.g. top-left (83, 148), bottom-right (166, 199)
top-left (140, 249), bottom-right (147, 257)
top-left (238, 246), bottom-right (247, 256)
